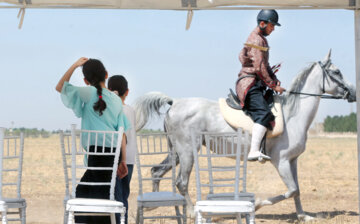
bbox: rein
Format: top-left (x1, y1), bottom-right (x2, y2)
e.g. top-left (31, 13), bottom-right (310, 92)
top-left (286, 61), bottom-right (349, 100)
top-left (286, 91), bottom-right (346, 99)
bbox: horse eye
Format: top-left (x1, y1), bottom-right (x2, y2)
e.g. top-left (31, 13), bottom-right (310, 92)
top-left (333, 70), bottom-right (342, 77)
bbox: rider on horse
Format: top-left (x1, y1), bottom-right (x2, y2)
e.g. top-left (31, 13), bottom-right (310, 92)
top-left (236, 9), bottom-right (286, 161)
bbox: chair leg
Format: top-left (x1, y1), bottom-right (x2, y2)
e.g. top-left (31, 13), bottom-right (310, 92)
top-left (249, 212), bottom-right (255, 224)
top-left (236, 213), bottom-right (242, 224)
top-left (110, 213), bottom-right (116, 224)
top-left (175, 206), bottom-right (181, 224)
top-left (64, 200), bottom-right (68, 224)
top-left (139, 206), bottom-right (144, 224)
top-left (20, 207), bottom-right (26, 224)
top-left (205, 217), bottom-right (211, 223)
top-left (183, 204), bottom-right (187, 224)
top-left (64, 211), bottom-right (69, 224)
top-left (2, 210), bottom-right (8, 224)
top-left (245, 214), bottom-right (250, 224)
top-left (136, 206), bottom-right (140, 224)
top-left (120, 208), bottom-right (126, 224)
top-left (68, 211), bottom-right (74, 224)
top-left (196, 212), bottom-right (202, 224)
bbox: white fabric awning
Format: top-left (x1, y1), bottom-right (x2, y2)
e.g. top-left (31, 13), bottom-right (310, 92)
top-left (0, 0), bottom-right (356, 10)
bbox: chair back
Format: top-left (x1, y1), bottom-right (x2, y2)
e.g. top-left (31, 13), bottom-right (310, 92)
top-left (59, 131), bottom-right (73, 200)
top-left (136, 132), bottom-right (176, 197)
top-left (192, 129), bottom-right (249, 201)
top-left (66, 124), bottom-right (124, 200)
top-left (0, 128), bottom-right (25, 200)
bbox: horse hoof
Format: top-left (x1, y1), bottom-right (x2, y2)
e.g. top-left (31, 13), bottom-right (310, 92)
top-left (254, 198), bottom-right (262, 211)
top-left (298, 214), bottom-right (315, 222)
top-left (188, 209), bottom-right (196, 218)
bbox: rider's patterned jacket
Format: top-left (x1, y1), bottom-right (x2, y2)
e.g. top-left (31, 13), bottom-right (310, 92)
top-left (235, 28), bottom-right (279, 107)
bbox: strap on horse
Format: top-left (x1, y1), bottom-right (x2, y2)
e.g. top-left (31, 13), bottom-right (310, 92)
top-left (226, 89), bottom-right (243, 110)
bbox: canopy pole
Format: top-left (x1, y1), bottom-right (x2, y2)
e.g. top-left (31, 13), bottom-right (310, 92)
top-left (354, 6), bottom-right (360, 223)
top-left (185, 7), bottom-right (193, 30)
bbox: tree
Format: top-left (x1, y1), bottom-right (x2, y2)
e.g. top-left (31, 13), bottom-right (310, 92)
top-left (323, 113), bottom-right (357, 132)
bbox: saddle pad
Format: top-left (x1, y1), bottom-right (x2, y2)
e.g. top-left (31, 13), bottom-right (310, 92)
top-left (219, 96), bottom-right (284, 138)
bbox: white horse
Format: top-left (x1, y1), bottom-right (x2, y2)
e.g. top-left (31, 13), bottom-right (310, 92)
top-left (134, 51), bottom-right (356, 221)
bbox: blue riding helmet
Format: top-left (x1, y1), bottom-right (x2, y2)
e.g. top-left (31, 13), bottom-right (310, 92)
top-left (257, 9), bottom-right (281, 26)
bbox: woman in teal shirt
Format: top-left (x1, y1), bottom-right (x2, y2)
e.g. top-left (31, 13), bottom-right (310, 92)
top-left (56, 57), bottom-right (130, 223)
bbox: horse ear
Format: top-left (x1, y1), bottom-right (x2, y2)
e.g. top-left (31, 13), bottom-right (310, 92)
top-left (322, 49), bottom-right (332, 63)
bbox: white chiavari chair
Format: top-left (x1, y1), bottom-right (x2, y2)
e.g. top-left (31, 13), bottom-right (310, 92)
top-left (64, 124), bottom-right (126, 224)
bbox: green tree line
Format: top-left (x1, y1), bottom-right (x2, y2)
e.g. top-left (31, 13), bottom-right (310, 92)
top-left (4, 127), bottom-right (163, 138)
top-left (323, 112), bottom-right (357, 132)
top-left (5, 128), bottom-right (51, 138)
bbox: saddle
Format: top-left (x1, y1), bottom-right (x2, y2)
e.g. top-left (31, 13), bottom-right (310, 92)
top-left (219, 91), bottom-right (284, 138)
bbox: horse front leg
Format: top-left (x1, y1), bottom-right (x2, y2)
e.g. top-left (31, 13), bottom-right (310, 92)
top-left (175, 147), bottom-right (194, 217)
top-left (291, 159), bottom-right (314, 222)
top-left (256, 160), bottom-right (299, 210)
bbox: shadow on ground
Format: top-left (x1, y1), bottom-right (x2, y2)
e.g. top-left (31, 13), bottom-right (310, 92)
top-left (256, 210), bottom-right (358, 223)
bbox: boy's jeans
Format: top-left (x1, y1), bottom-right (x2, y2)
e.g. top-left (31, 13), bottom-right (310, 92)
top-left (115, 164), bottom-right (134, 224)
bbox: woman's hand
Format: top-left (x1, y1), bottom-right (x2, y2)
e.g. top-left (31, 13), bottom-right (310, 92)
top-left (55, 57), bottom-right (88, 92)
top-left (73, 57), bottom-right (88, 68)
top-left (117, 161), bottom-right (128, 179)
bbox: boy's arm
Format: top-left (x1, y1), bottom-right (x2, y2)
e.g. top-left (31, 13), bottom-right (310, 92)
top-left (55, 57), bottom-right (88, 92)
top-left (121, 133), bottom-right (127, 163)
top-left (117, 133), bottom-right (128, 179)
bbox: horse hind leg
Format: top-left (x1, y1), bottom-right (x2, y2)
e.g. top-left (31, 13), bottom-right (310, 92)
top-left (151, 150), bottom-right (179, 192)
top-left (175, 146), bottom-right (195, 217)
top-left (256, 160), bottom-right (299, 210)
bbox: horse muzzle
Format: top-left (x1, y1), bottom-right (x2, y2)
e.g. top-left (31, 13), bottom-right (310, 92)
top-left (345, 87), bottom-right (356, 102)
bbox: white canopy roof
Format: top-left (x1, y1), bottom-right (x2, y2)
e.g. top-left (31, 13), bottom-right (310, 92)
top-left (0, 0), bottom-right (356, 10)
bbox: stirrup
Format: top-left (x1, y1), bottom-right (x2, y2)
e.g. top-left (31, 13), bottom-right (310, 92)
top-left (258, 154), bottom-right (271, 164)
top-left (247, 152), bottom-right (271, 162)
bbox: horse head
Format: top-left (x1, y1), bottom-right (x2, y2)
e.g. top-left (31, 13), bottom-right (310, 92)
top-left (319, 49), bottom-right (356, 102)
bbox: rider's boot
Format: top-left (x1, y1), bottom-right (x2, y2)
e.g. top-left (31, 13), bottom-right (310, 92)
top-left (248, 123), bottom-right (271, 161)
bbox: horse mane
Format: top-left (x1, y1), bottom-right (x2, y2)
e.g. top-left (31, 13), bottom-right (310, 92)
top-left (282, 62), bottom-right (317, 121)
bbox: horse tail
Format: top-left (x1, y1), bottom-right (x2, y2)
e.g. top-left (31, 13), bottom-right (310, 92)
top-left (134, 92), bottom-right (173, 131)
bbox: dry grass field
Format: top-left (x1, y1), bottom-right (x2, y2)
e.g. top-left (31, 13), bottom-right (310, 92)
top-left (17, 135), bottom-right (358, 223)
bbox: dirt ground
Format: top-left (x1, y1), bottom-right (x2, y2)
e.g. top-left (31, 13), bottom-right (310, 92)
top-left (14, 135), bottom-right (359, 223)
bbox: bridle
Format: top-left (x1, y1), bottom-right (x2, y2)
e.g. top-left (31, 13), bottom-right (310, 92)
top-left (287, 61), bottom-right (350, 100)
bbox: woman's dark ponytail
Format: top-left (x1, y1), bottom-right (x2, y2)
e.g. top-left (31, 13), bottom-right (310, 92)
top-left (93, 82), bottom-right (107, 115)
top-left (82, 59), bottom-right (107, 116)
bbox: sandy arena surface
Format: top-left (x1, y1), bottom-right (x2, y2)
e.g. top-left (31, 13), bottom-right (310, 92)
top-left (10, 135), bottom-right (358, 224)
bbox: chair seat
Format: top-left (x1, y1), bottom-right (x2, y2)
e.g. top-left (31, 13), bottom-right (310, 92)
top-left (195, 200), bottom-right (255, 213)
top-left (2, 198), bottom-right (26, 203)
top-left (137, 192), bottom-right (185, 202)
top-left (206, 192), bottom-right (255, 202)
top-left (67, 198), bottom-right (123, 207)
top-left (66, 198), bottom-right (125, 214)
top-left (0, 198), bottom-right (26, 209)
